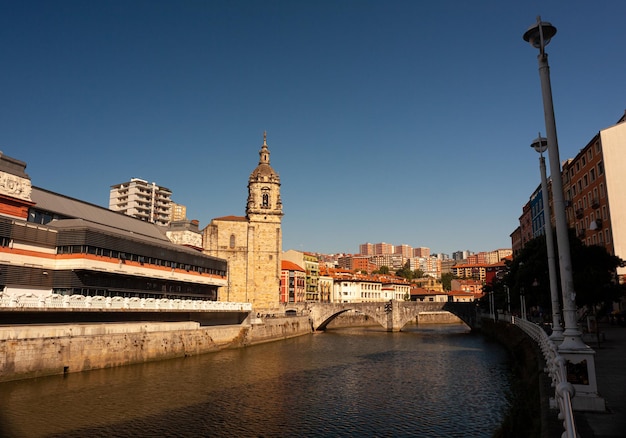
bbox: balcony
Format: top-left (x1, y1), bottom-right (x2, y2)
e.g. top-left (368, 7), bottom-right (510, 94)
top-left (591, 198), bottom-right (600, 209)
top-left (575, 208), bottom-right (584, 219)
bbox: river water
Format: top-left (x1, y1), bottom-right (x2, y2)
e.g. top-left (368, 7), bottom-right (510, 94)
top-left (0, 323), bottom-right (511, 438)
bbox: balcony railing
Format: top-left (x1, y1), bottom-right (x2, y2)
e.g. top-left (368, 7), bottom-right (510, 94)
top-left (0, 293), bottom-right (252, 312)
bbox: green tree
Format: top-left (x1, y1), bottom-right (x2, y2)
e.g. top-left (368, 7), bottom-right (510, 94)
top-left (374, 265), bottom-right (390, 275)
top-left (395, 262), bottom-right (413, 280)
top-left (440, 272), bottom-right (455, 292)
top-left (505, 230), bottom-right (625, 317)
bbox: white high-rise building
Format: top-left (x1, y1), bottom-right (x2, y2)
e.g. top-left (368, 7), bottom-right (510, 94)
top-left (109, 178), bottom-right (172, 226)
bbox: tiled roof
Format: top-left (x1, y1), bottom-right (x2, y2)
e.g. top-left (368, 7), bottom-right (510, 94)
top-left (282, 260), bottom-right (304, 271)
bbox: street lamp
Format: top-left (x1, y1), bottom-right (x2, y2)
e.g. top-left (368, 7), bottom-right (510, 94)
top-left (523, 17), bottom-right (585, 351)
top-left (531, 135), bottom-right (563, 341)
top-left (524, 16), bottom-right (604, 412)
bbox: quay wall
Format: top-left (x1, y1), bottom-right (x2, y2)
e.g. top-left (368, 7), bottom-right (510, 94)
top-left (0, 322), bottom-right (245, 383)
top-left (0, 311), bottom-right (459, 382)
top-left (326, 310), bottom-right (463, 329)
top-left (480, 318), bottom-right (561, 438)
top-left (244, 315), bottom-right (313, 345)
top-left (0, 316), bottom-right (313, 382)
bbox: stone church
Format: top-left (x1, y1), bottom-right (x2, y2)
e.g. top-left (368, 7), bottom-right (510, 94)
top-left (202, 133), bottom-right (283, 312)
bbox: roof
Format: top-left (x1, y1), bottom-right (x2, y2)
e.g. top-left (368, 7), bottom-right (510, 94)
top-left (212, 215), bottom-right (247, 222)
top-left (31, 187), bottom-right (169, 242)
top-left (282, 260), bottom-right (304, 271)
top-left (30, 187), bottom-right (215, 257)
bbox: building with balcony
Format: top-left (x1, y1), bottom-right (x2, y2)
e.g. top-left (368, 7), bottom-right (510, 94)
top-left (109, 178), bottom-right (172, 226)
top-left (280, 260), bottom-right (306, 303)
top-left (562, 114), bottom-right (626, 275)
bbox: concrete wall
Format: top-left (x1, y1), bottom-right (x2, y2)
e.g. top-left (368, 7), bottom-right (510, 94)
top-left (417, 311), bottom-right (464, 324)
top-left (0, 322), bottom-right (245, 383)
top-left (244, 315), bottom-right (312, 345)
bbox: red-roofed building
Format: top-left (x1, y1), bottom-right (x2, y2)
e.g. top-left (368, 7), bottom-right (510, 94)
top-left (280, 260), bottom-right (306, 303)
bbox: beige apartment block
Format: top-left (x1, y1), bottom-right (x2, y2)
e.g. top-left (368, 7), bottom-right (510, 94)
top-left (109, 178), bottom-right (172, 226)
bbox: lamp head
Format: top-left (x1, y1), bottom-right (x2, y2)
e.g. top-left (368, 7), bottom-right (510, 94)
top-left (531, 136), bottom-right (548, 154)
top-left (523, 17), bottom-right (557, 51)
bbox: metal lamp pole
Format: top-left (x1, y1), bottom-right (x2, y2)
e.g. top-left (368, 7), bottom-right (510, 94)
top-left (531, 135), bottom-right (563, 341)
top-left (523, 17), bottom-right (586, 350)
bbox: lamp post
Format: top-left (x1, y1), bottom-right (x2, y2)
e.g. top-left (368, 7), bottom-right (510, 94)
top-left (524, 17), bottom-right (605, 411)
top-left (522, 17), bottom-right (585, 351)
top-left (531, 135), bottom-right (563, 341)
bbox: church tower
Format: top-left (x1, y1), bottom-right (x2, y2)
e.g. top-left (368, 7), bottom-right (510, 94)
top-left (246, 132), bottom-right (283, 222)
top-left (202, 133), bottom-right (283, 311)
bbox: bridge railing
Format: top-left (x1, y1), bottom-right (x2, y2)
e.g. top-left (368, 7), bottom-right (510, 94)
top-left (509, 315), bottom-right (577, 438)
top-left (0, 293), bottom-right (252, 312)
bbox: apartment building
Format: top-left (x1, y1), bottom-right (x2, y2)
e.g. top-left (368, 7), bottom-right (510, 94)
top-left (394, 244), bottom-right (413, 258)
top-left (337, 255), bottom-right (378, 273)
top-left (451, 263), bottom-right (488, 282)
top-left (280, 260), bottom-right (306, 303)
top-left (370, 254), bottom-right (404, 271)
top-left (283, 250), bottom-right (320, 301)
top-left (359, 242), bottom-right (374, 255)
top-left (170, 202), bottom-right (187, 222)
top-left (517, 112), bottom-right (626, 280)
top-left (413, 247), bottom-right (430, 258)
top-left (373, 242), bottom-right (394, 255)
top-left (109, 178), bottom-right (172, 226)
top-left (562, 114), bottom-right (626, 274)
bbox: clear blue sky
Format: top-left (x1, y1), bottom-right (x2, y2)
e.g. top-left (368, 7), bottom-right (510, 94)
top-left (2, 0), bottom-right (625, 256)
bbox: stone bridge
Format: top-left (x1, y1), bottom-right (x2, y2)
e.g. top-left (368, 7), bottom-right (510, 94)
top-left (282, 300), bottom-right (477, 332)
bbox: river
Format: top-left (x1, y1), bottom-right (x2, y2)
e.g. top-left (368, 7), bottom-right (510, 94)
top-left (0, 323), bottom-right (511, 437)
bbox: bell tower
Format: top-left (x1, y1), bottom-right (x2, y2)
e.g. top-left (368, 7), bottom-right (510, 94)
top-left (246, 131), bottom-right (283, 222)
top-left (203, 133), bottom-right (283, 311)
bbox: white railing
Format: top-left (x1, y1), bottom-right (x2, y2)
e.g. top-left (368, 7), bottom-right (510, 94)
top-left (0, 293), bottom-right (252, 312)
top-left (510, 316), bottom-right (577, 438)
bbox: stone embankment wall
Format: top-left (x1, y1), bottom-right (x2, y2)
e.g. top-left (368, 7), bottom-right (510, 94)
top-left (0, 316), bottom-right (314, 383)
top-left (0, 312), bottom-right (461, 383)
top-left (480, 319), bottom-right (562, 438)
top-left (326, 311), bottom-right (463, 328)
top-left (244, 315), bottom-right (312, 345)
top-left (0, 322), bottom-right (244, 383)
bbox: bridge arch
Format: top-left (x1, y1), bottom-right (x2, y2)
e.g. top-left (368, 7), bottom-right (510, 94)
top-left (282, 301), bottom-right (476, 332)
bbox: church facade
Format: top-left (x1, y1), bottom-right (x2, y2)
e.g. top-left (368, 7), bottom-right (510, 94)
top-left (202, 133), bottom-right (283, 311)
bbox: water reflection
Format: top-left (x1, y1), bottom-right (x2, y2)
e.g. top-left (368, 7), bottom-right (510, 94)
top-left (0, 324), bottom-right (510, 437)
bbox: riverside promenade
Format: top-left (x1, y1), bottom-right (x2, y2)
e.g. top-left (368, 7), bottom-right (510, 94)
top-left (575, 321), bottom-right (626, 438)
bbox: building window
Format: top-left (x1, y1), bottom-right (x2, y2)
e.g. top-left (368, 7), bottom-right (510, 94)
top-left (598, 161), bottom-right (604, 175)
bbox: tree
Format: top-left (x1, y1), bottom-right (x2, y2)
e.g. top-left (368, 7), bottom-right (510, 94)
top-left (395, 262), bottom-right (413, 280)
top-left (440, 272), bottom-right (455, 292)
top-left (505, 230), bottom-right (626, 318)
top-left (374, 265), bottom-right (390, 275)
top-left (413, 269), bottom-right (425, 279)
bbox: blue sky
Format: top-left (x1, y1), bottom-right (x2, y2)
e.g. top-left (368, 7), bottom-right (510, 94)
top-left (2, 1), bottom-right (625, 256)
